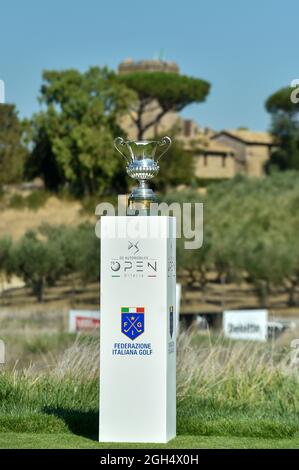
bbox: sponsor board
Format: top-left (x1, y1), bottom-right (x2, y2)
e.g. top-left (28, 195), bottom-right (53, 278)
top-left (223, 309), bottom-right (268, 342)
top-left (69, 310), bottom-right (100, 332)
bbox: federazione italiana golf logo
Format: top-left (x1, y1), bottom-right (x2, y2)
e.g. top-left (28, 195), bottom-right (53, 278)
top-left (112, 307), bottom-right (152, 356)
top-left (121, 307), bottom-right (144, 340)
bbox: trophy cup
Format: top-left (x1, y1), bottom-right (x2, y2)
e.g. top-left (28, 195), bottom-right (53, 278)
top-left (114, 136), bottom-right (172, 215)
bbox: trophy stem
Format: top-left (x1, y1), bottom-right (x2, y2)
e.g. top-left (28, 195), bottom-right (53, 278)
top-left (139, 180), bottom-right (147, 189)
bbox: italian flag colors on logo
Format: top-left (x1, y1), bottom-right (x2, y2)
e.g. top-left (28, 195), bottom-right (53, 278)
top-left (121, 307), bottom-right (145, 340)
top-left (121, 307), bottom-right (144, 314)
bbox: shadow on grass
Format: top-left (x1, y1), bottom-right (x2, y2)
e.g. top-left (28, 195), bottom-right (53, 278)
top-left (43, 407), bottom-right (99, 441)
top-left (43, 400), bottom-right (299, 442)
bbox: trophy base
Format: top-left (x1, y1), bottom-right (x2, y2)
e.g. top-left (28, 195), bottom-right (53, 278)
top-left (127, 201), bottom-right (157, 216)
top-left (128, 186), bottom-right (157, 216)
top-left (99, 216), bottom-right (176, 443)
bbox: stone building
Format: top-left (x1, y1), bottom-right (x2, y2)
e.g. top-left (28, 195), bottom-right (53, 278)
top-left (178, 128), bottom-right (275, 180)
top-left (211, 130), bottom-right (275, 177)
top-left (193, 140), bottom-right (236, 180)
top-left (118, 57), bottom-right (180, 75)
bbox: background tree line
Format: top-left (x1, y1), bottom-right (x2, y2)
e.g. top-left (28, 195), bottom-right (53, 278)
top-left (0, 172), bottom-right (298, 305)
top-left (172, 171), bottom-right (299, 308)
top-left (266, 85), bottom-right (299, 172)
top-left (1, 65), bottom-right (299, 195)
top-left (1, 65), bottom-right (299, 307)
top-left (0, 66), bottom-right (209, 197)
top-left (0, 223), bottom-right (99, 302)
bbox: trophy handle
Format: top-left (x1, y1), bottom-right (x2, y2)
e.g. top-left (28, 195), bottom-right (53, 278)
top-left (157, 136), bottom-right (172, 161)
top-left (114, 137), bottom-right (129, 163)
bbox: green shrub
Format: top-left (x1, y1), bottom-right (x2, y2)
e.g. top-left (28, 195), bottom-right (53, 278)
top-left (8, 191), bottom-right (49, 211)
top-left (9, 194), bottom-right (26, 209)
top-left (25, 190), bottom-right (49, 210)
top-left (80, 194), bottom-right (117, 215)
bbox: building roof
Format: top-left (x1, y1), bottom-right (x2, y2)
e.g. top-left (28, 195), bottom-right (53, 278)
top-left (213, 129), bottom-right (274, 145)
top-left (182, 137), bottom-right (235, 155)
top-left (203, 140), bottom-right (235, 155)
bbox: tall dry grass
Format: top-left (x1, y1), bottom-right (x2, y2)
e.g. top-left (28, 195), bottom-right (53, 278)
top-left (0, 330), bottom-right (298, 438)
top-left (11, 328), bottom-right (298, 411)
top-left (177, 329), bottom-right (299, 407)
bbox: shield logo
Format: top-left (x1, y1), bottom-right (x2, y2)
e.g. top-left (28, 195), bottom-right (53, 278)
top-left (169, 306), bottom-right (174, 338)
top-left (121, 307), bottom-right (144, 340)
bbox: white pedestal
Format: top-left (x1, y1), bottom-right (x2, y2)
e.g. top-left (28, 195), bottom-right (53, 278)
top-left (99, 216), bottom-right (176, 443)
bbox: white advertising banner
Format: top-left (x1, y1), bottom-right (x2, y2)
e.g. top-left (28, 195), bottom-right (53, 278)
top-left (99, 216), bottom-right (176, 443)
top-left (69, 310), bottom-right (100, 333)
top-left (223, 309), bottom-right (268, 342)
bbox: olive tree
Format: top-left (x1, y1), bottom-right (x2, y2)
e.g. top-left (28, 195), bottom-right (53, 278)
top-left (12, 231), bottom-right (65, 302)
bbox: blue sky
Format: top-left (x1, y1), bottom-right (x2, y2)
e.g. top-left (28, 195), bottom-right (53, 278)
top-left (0, 0), bottom-right (297, 131)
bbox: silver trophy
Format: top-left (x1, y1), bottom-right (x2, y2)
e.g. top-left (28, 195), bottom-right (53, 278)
top-left (114, 136), bottom-right (172, 215)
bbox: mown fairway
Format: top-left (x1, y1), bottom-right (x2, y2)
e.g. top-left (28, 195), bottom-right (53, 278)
top-left (0, 332), bottom-right (298, 449)
top-left (0, 434), bottom-right (299, 449)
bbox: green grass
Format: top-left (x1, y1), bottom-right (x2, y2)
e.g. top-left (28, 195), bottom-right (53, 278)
top-left (0, 400), bottom-right (297, 441)
top-left (177, 398), bottom-right (299, 438)
top-left (0, 388), bottom-right (298, 443)
top-left (0, 333), bottom-right (298, 448)
top-left (0, 433), bottom-right (298, 449)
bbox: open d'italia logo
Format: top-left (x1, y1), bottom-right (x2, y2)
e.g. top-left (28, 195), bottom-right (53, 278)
top-left (121, 307), bottom-right (144, 340)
